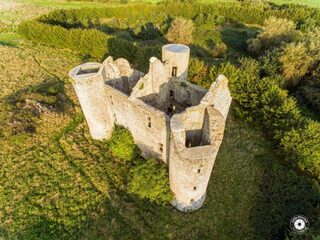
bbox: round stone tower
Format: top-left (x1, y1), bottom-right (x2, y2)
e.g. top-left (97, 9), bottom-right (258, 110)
top-left (69, 62), bottom-right (112, 140)
top-left (162, 44), bottom-right (190, 81)
top-left (169, 105), bottom-right (226, 212)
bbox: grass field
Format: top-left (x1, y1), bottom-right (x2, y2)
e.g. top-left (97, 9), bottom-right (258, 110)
top-left (1, 0), bottom-right (319, 239)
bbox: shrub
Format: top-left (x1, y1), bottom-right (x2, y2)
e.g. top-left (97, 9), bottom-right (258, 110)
top-left (216, 58), bottom-right (320, 180)
top-left (259, 81), bottom-right (302, 137)
top-left (109, 125), bottom-right (139, 162)
top-left (188, 58), bottom-right (209, 87)
top-left (135, 45), bottom-right (161, 72)
top-left (279, 42), bottom-right (313, 88)
top-left (165, 17), bottom-right (194, 45)
top-left (210, 42), bottom-right (227, 58)
top-left (281, 120), bottom-right (320, 180)
top-left (107, 37), bottom-right (139, 64)
top-left (128, 159), bottom-right (173, 204)
top-left (247, 17), bottom-right (300, 55)
top-left (298, 72), bottom-right (320, 113)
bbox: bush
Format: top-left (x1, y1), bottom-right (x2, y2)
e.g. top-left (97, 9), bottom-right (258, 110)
top-left (107, 37), bottom-right (139, 64)
top-left (166, 17), bottom-right (194, 45)
top-left (298, 75), bottom-right (320, 113)
top-left (128, 159), bottom-right (173, 204)
top-left (210, 42), bottom-right (227, 58)
top-left (247, 17), bottom-right (300, 55)
top-left (216, 58), bottom-right (320, 180)
top-left (109, 125), bottom-right (139, 162)
top-left (135, 45), bottom-right (162, 72)
top-left (188, 58), bottom-right (210, 88)
top-left (107, 126), bottom-right (172, 202)
top-left (279, 42), bottom-right (313, 88)
top-left (281, 120), bottom-right (320, 179)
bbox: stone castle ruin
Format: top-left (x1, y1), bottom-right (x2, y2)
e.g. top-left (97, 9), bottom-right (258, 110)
top-left (69, 44), bottom-right (232, 212)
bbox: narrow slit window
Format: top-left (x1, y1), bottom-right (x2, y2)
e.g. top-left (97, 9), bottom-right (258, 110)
top-left (197, 169), bottom-right (201, 173)
top-left (159, 143), bottom-right (163, 153)
top-left (172, 67), bottom-right (177, 77)
top-left (110, 96), bottom-right (113, 105)
top-left (147, 117), bottom-right (151, 128)
top-left (114, 114), bottom-right (117, 123)
top-left (170, 90), bottom-right (175, 98)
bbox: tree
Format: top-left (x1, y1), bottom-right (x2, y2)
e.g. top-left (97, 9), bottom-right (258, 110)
top-left (247, 17), bottom-right (300, 55)
top-left (166, 17), bottom-right (194, 45)
top-left (128, 159), bottom-right (173, 204)
top-left (279, 42), bottom-right (313, 88)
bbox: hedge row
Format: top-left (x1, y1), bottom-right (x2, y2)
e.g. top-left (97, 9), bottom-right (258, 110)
top-left (38, 2), bottom-right (320, 30)
top-left (18, 20), bottom-right (110, 58)
top-left (214, 59), bottom-right (320, 181)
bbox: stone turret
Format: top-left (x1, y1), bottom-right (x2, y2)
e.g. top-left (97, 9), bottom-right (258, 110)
top-left (69, 62), bottom-right (112, 140)
top-left (162, 44), bottom-right (190, 81)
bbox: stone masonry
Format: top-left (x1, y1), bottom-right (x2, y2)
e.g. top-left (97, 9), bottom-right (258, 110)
top-left (69, 44), bottom-right (232, 212)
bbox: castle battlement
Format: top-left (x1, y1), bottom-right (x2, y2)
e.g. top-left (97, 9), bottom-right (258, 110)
top-left (69, 44), bottom-right (232, 212)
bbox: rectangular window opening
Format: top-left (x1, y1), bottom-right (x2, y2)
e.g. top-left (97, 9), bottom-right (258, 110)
top-left (193, 187), bottom-right (197, 191)
top-left (172, 67), bottom-right (177, 77)
top-left (170, 90), bottom-right (175, 98)
top-left (197, 169), bottom-right (201, 173)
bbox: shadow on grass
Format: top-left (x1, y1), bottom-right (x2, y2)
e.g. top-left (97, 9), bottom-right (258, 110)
top-left (0, 77), bottom-right (73, 135)
top-left (0, 41), bottom-right (18, 47)
top-left (251, 156), bottom-right (320, 240)
top-left (221, 23), bottom-right (260, 54)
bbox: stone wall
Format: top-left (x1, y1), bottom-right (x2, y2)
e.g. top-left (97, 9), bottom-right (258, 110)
top-left (105, 84), bottom-right (170, 164)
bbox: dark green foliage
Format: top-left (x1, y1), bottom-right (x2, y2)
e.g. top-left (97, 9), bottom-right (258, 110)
top-left (106, 126), bottom-right (172, 204)
top-left (107, 38), bottom-right (138, 65)
top-left (128, 159), bottom-right (173, 204)
top-left (136, 23), bottom-right (162, 40)
top-left (188, 57), bottom-right (210, 88)
top-left (109, 125), bottom-right (139, 162)
top-left (212, 58), bottom-right (320, 180)
top-left (135, 45), bottom-right (161, 72)
top-left (18, 21), bottom-right (110, 59)
top-left (298, 76), bottom-right (320, 113)
top-left (281, 120), bottom-right (320, 179)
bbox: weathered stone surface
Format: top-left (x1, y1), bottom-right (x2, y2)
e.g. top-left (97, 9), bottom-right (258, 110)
top-left (69, 44), bottom-right (232, 212)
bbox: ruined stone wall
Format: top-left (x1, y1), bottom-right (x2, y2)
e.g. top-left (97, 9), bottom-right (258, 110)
top-left (105, 84), bottom-right (170, 164)
top-left (157, 79), bottom-right (207, 110)
top-left (201, 74), bottom-right (232, 119)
